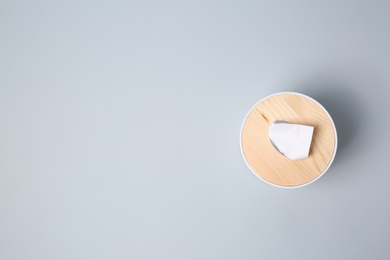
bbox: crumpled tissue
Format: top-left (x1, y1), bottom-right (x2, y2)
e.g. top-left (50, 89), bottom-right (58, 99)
top-left (268, 122), bottom-right (314, 160)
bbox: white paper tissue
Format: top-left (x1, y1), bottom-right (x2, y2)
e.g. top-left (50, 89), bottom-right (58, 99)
top-left (268, 122), bottom-right (314, 160)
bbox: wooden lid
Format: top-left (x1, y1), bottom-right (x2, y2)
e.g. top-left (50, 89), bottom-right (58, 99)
top-left (240, 92), bottom-right (337, 188)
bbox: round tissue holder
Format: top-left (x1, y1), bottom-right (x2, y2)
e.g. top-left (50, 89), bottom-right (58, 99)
top-left (240, 92), bottom-right (337, 188)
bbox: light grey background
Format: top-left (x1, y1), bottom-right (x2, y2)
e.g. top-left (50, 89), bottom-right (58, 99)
top-left (1, 0), bottom-right (390, 259)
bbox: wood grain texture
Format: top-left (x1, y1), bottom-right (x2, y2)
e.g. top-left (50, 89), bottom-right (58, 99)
top-left (241, 93), bottom-right (336, 187)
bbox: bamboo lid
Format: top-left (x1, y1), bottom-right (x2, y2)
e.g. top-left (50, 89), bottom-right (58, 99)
top-left (240, 92), bottom-right (337, 188)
